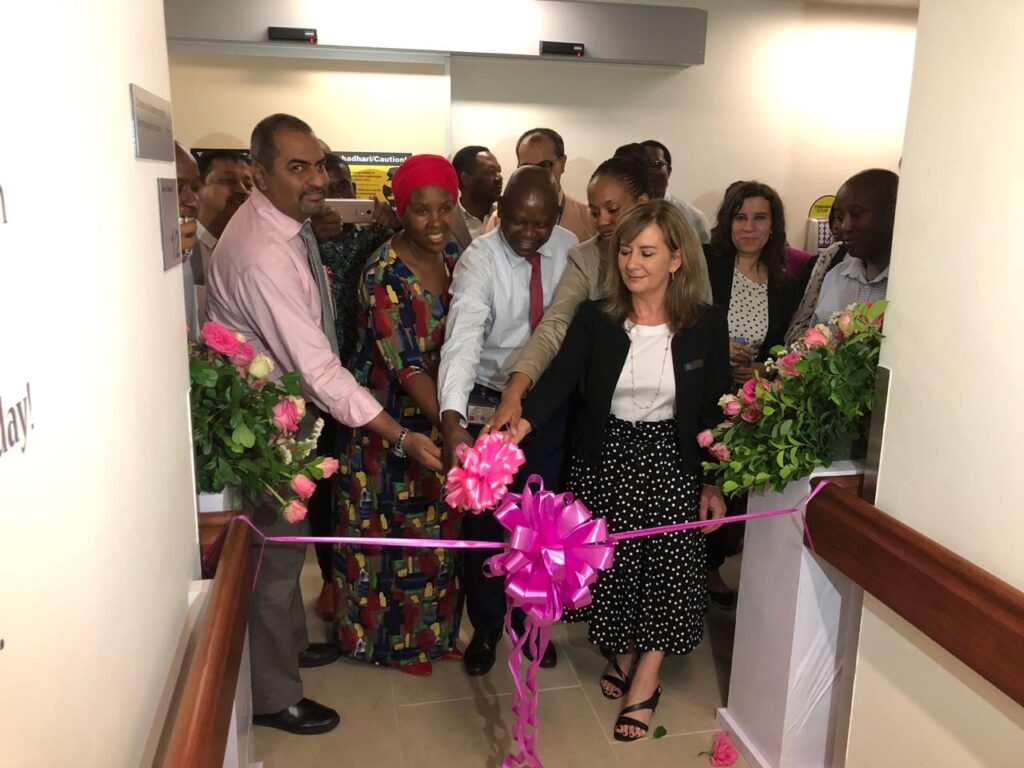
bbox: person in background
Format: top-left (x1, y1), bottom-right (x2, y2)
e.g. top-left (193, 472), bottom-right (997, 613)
top-left (306, 148), bottom-right (400, 623)
top-left (785, 204), bottom-right (848, 345)
top-left (509, 127), bottom-right (596, 242)
top-left (703, 181), bottom-right (803, 608)
top-left (515, 200), bottom-right (729, 741)
top-left (207, 113), bottom-right (441, 737)
top-left (623, 140), bottom-right (711, 243)
top-left (616, 142), bottom-right (715, 295)
top-left (810, 169), bottom-right (898, 326)
top-left (438, 166), bottom-right (578, 677)
top-left (194, 149), bottom-right (254, 287)
top-left (450, 145), bottom-right (503, 251)
top-left (174, 141), bottom-right (201, 338)
top-left (334, 154), bottom-right (463, 676)
top-left (486, 155), bottom-right (652, 431)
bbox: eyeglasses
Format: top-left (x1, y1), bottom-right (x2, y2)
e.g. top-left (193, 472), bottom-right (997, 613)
top-left (517, 160), bottom-right (556, 170)
top-left (649, 160), bottom-right (670, 170)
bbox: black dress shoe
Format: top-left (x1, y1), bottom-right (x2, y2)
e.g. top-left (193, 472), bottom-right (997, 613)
top-left (253, 697), bottom-right (340, 735)
top-left (464, 631), bottom-right (501, 677)
top-left (298, 642), bottom-right (342, 668)
top-left (522, 637), bottom-right (558, 668)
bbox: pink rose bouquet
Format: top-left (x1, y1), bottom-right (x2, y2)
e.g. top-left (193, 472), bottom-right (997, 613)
top-left (699, 301), bottom-right (887, 496)
top-left (189, 323), bottom-right (332, 523)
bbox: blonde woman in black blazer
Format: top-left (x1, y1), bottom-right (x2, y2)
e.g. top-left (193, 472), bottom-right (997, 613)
top-left (515, 201), bottom-right (730, 741)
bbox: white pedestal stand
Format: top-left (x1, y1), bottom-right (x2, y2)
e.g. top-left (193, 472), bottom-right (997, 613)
top-left (717, 462), bottom-right (864, 768)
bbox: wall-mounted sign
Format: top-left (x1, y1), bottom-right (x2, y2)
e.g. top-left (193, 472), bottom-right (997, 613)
top-left (808, 195), bottom-right (836, 220)
top-left (157, 178), bottom-right (182, 271)
top-left (337, 152), bottom-right (411, 203)
top-left (0, 382), bottom-right (34, 459)
top-left (130, 83), bottom-right (175, 162)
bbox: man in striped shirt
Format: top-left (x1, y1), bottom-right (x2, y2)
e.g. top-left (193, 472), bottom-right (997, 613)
top-left (438, 165), bottom-right (578, 676)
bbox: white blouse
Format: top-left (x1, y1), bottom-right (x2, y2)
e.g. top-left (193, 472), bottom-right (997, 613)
top-left (611, 322), bottom-right (676, 422)
top-left (727, 268), bottom-right (769, 357)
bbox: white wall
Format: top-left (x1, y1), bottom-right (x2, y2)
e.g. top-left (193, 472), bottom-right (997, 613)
top-left (0, 2), bottom-right (199, 765)
top-left (452, 0), bottom-right (916, 246)
top-left (843, 0), bottom-right (1024, 765)
top-left (168, 52), bottom-right (450, 155)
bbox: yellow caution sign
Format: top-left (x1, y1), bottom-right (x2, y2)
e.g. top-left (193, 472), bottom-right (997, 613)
top-left (808, 195), bottom-right (835, 220)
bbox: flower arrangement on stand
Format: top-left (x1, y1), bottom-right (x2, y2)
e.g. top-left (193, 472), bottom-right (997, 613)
top-left (699, 301), bottom-right (887, 496)
top-left (189, 322), bottom-right (338, 522)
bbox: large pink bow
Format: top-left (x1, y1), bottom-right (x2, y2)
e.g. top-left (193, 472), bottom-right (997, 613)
top-left (485, 475), bottom-right (614, 625)
top-left (483, 476), bottom-right (614, 767)
top-left (445, 432), bottom-right (526, 513)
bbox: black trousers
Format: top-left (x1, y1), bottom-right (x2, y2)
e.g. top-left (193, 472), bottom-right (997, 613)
top-left (460, 390), bottom-right (569, 638)
top-left (307, 416), bottom-right (339, 584)
top-left (706, 490), bottom-right (747, 570)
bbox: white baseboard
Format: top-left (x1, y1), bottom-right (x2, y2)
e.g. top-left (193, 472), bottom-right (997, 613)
top-left (717, 707), bottom-right (772, 768)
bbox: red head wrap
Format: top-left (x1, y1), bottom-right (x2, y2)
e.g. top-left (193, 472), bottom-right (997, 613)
top-left (391, 154), bottom-right (460, 217)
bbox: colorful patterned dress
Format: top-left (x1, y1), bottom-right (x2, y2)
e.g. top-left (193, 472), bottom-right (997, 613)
top-left (334, 240), bottom-right (462, 669)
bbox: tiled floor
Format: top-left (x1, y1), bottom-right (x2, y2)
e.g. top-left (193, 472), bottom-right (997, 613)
top-left (255, 550), bottom-right (748, 768)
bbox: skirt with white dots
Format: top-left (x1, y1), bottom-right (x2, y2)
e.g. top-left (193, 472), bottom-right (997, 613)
top-left (564, 415), bottom-right (707, 656)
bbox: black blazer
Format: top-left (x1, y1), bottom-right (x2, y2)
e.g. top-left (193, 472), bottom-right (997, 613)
top-left (522, 300), bottom-right (730, 478)
top-left (703, 245), bottom-right (803, 361)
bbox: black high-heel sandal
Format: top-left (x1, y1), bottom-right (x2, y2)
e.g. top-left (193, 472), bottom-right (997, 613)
top-left (600, 652), bottom-right (638, 700)
top-left (613, 685), bottom-right (663, 742)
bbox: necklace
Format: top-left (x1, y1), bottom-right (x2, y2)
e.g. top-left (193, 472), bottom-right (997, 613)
top-left (627, 321), bottom-right (672, 411)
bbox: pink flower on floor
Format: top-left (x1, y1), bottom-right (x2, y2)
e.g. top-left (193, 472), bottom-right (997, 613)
top-left (318, 457), bottom-right (339, 478)
top-left (709, 732), bottom-right (739, 766)
top-left (777, 351), bottom-right (801, 377)
top-left (272, 399), bottom-right (300, 433)
top-left (290, 474), bottom-right (317, 500)
top-left (201, 322), bottom-right (241, 357)
top-left (230, 342), bottom-right (255, 367)
top-left (709, 443), bottom-right (731, 461)
top-left (697, 429), bottom-right (714, 448)
top-left (284, 500), bottom-right (308, 524)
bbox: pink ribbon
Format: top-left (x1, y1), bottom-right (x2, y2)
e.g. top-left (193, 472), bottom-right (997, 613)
top-left (483, 476), bottom-right (614, 766)
top-left (205, 479), bottom-right (828, 767)
top-left (445, 432), bottom-right (526, 513)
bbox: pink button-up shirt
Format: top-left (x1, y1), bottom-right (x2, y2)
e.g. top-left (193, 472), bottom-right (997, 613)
top-left (207, 189), bottom-right (382, 427)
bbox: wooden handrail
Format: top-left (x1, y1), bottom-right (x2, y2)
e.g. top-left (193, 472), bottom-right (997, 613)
top-left (806, 483), bottom-right (1024, 707)
top-left (163, 518), bottom-right (254, 767)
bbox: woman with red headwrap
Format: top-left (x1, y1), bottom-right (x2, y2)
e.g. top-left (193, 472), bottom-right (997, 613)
top-left (333, 155), bottom-right (464, 675)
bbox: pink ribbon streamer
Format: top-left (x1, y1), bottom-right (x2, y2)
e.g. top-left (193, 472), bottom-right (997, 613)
top-left (204, 479), bottom-right (828, 766)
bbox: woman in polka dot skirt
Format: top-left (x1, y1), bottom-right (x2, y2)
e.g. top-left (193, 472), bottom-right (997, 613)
top-left (516, 200), bottom-right (731, 741)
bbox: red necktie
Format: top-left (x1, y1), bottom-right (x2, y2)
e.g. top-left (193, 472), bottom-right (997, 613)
top-left (526, 253), bottom-right (544, 332)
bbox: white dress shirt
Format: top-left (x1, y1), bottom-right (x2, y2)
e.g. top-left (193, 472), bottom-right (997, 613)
top-left (193, 220), bottom-right (219, 286)
top-left (438, 226), bottom-right (578, 420)
top-left (810, 254), bottom-right (889, 327)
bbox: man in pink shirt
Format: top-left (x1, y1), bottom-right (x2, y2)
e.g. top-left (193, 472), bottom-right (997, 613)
top-left (208, 113), bottom-right (441, 736)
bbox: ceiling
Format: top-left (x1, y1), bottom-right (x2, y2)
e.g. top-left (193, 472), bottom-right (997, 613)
top-left (803, 0), bottom-right (919, 8)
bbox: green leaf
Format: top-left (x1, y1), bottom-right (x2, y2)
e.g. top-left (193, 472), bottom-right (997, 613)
top-left (722, 480), bottom-right (739, 494)
top-left (232, 423), bottom-right (256, 449)
top-left (652, 725), bottom-right (667, 739)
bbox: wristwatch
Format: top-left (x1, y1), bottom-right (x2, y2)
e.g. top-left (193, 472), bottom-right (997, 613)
top-left (391, 427), bottom-right (410, 458)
